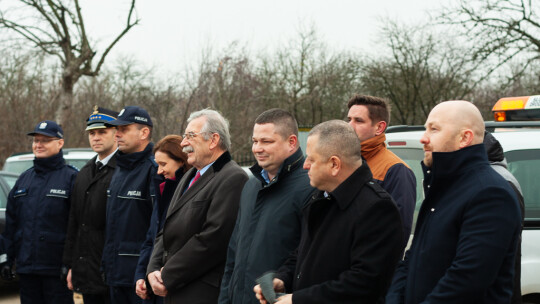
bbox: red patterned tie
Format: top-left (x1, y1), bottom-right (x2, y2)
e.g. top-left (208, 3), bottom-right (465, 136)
top-left (188, 171), bottom-right (201, 189)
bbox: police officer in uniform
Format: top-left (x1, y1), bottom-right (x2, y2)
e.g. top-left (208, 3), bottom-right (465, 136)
top-left (63, 107), bottom-right (119, 304)
top-left (0, 120), bottom-right (78, 304)
top-left (101, 106), bottom-right (159, 304)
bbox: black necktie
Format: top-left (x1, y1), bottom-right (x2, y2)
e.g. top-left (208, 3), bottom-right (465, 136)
top-left (95, 161), bottom-right (104, 174)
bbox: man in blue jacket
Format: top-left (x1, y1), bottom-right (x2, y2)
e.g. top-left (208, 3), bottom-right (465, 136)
top-left (218, 109), bottom-right (314, 304)
top-left (386, 100), bottom-right (522, 304)
top-left (0, 120), bottom-right (78, 304)
top-left (101, 106), bottom-right (158, 304)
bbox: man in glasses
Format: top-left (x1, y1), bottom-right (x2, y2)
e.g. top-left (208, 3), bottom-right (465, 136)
top-left (147, 109), bottom-right (248, 303)
top-left (100, 106), bottom-right (160, 304)
top-left (0, 120), bottom-right (78, 304)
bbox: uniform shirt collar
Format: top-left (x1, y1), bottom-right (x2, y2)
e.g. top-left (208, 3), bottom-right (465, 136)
top-left (96, 149), bottom-right (117, 166)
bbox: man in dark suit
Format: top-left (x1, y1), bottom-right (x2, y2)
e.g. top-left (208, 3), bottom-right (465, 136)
top-left (147, 109), bottom-right (248, 303)
top-left (63, 106), bottom-right (119, 304)
top-left (254, 120), bottom-right (403, 304)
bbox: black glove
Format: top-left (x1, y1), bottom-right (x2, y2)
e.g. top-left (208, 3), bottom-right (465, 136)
top-left (0, 262), bottom-right (14, 281)
top-left (60, 265), bottom-right (69, 282)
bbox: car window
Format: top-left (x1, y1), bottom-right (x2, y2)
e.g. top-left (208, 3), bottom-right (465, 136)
top-left (2, 175), bottom-right (18, 189)
top-left (505, 149), bottom-right (540, 221)
top-left (387, 147), bottom-right (424, 233)
top-left (0, 186), bottom-right (6, 208)
top-left (3, 161), bottom-right (33, 174)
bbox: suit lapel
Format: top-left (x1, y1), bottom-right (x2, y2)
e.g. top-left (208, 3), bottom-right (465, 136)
top-left (166, 167), bottom-right (215, 218)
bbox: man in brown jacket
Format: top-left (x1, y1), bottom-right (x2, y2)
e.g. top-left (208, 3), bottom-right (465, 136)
top-left (147, 109), bottom-right (248, 303)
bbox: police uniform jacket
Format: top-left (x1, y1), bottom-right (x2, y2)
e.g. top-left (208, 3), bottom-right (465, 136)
top-left (2, 151), bottom-right (78, 275)
top-left (62, 153), bottom-right (117, 295)
top-left (275, 160), bottom-right (403, 304)
top-left (102, 143), bottom-right (158, 287)
top-left (148, 151), bottom-right (248, 304)
top-left (386, 144), bottom-right (522, 304)
top-left (219, 148), bottom-right (314, 304)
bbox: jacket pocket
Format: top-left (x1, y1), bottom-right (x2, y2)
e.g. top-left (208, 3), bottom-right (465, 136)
top-left (36, 231), bottom-right (65, 267)
top-left (116, 241), bottom-right (143, 283)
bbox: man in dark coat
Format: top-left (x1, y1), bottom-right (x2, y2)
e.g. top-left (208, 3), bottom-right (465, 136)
top-left (101, 106), bottom-right (158, 304)
top-left (63, 106), bottom-right (119, 304)
top-left (386, 100), bottom-right (522, 304)
top-left (147, 109), bottom-right (248, 304)
top-left (219, 109), bottom-right (314, 304)
top-left (0, 120), bottom-right (78, 304)
top-left (255, 120), bottom-right (403, 304)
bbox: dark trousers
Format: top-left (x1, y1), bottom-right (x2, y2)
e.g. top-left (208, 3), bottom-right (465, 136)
top-left (110, 286), bottom-right (142, 304)
top-left (142, 296), bottom-right (164, 304)
top-left (84, 293), bottom-right (111, 304)
top-left (18, 273), bottom-right (74, 304)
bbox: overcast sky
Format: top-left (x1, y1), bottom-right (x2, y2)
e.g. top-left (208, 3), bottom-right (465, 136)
top-left (13, 0), bottom-right (448, 74)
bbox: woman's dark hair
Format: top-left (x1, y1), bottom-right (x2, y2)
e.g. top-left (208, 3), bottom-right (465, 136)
top-left (153, 135), bottom-right (192, 173)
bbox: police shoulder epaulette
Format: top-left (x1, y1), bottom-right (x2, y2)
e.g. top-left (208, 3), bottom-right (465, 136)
top-left (365, 180), bottom-right (392, 199)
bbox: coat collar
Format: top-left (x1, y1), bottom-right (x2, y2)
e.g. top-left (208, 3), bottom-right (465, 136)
top-left (360, 134), bottom-right (386, 160)
top-left (116, 143), bottom-right (154, 169)
top-left (326, 160), bottom-right (373, 210)
top-left (422, 144), bottom-right (489, 180)
top-left (33, 150), bottom-right (65, 174)
top-left (250, 148), bottom-right (305, 186)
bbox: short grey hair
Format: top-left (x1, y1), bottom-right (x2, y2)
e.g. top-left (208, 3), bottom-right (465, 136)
top-left (309, 120), bottom-right (362, 165)
top-left (187, 109), bottom-right (231, 151)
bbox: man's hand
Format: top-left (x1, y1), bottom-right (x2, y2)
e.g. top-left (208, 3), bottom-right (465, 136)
top-left (135, 279), bottom-right (150, 300)
top-left (148, 270), bottom-right (168, 297)
top-left (0, 263), bottom-right (14, 281)
top-left (275, 294), bottom-right (292, 304)
top-left (254, 278), bottom-right (286, 304)
top-left (66, 269), bottom-right (73, 290)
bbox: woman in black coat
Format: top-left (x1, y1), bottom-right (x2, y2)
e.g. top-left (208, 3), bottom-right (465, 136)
top-left (135, 135), bottom-right (191, 304)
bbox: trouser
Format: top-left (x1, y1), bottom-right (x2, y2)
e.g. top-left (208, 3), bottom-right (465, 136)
top-left (18, 273), bottom-right (74, 304)
top-left (110, 285), bottom-right (142, 304)
top-left (84, 292), bottom-right (111, 304)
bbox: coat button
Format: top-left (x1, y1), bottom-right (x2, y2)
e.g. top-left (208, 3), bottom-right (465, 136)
top-left (39, 236), bottom-right (44, 241)
top-left (297, 273), bottom-right (301, 279)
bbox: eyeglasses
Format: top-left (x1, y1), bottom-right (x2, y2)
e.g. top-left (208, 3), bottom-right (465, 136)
top-left (182, 131), bottom-right (210, 140)
top-left (32, 138), bottom-right (60, 144)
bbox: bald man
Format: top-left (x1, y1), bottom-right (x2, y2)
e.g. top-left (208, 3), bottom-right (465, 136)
top-left (386, 101), bottom-right (522, 304)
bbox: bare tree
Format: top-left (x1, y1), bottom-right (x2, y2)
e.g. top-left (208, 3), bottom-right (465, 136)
top-left (0, 0), bottom-right (139, 125)
top-left (361, 22), bottom-right (481, 125)
top-left (439, 0), bottom-right (540, 78)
